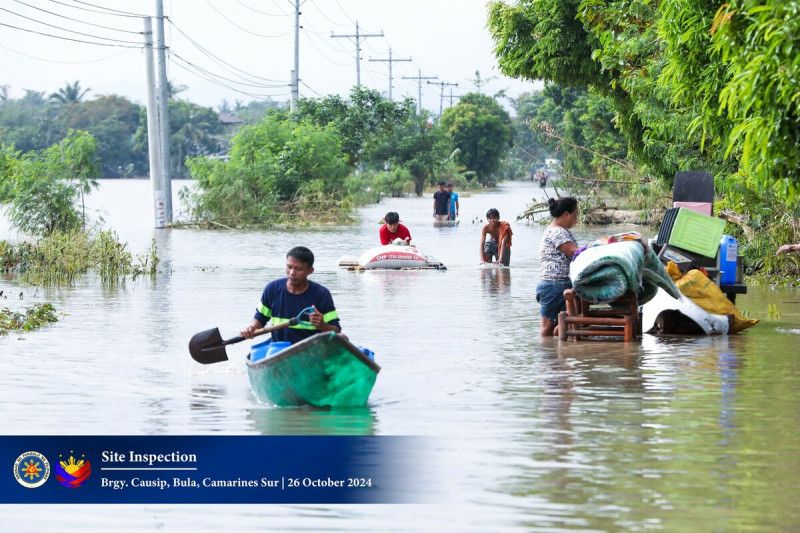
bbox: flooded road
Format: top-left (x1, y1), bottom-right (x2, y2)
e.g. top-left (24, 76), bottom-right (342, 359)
top-left (1, 180), bottom-right (799, 531)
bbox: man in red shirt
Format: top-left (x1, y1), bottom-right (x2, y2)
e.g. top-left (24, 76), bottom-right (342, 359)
top-left (379, 211), bottom-right (412, 245)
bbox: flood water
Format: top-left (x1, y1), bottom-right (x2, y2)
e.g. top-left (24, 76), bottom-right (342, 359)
top-left (2, 180), bottom-right (799, 531)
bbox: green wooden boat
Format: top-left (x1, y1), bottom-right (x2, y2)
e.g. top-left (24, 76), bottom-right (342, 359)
top-left (246, 332), bottom-right (380, 407)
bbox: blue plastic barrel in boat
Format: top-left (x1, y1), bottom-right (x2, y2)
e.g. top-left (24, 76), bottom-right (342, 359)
top-left (356, 346), bottom-right (375, 360)
top-left (250, 340), bottom-right (291, 362)
top-left (719, 235), bottom-right (738, 285)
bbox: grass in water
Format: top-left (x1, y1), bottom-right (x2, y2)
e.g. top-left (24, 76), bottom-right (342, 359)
top-left (7, 230), bottom-right (160, 287)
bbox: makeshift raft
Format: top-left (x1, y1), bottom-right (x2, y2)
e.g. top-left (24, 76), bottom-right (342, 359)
top-left (338, 243), bottom-right (446, 270)
top-left (247, 332), bottom-right (380, 407)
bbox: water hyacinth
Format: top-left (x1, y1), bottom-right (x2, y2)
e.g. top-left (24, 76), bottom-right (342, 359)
top-left (0, 303), bottom-right (60, 336)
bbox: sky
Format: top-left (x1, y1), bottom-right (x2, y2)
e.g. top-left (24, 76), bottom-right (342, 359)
top-left (0, 0), bottom-right (542, 116)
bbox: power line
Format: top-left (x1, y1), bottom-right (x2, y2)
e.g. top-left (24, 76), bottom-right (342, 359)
top-left (204, 0), bottom-right (291, 38)
top-left (13, 0), bottom-right (142, 34)
top-left (68, 0), bottom-right (147, 18)
top-left (170, 57), bottom-right (291, 100)
top-left (300, 80), bottom-right (324, 98)
top-left (0, 21), bottom-right (141, 47)
top-left (303, 29), bottom-right (352, 67)
top-left (270, 0), bottom-right (290, 17)
top-left (233, 0), bottom-right (285, 17)
top-left (307, 0), bottom-right (349, 28)
top-left (0, 7), bottom-right (142, 44)
top-left (0, 40), bottom-right (131, 63)
top-left (333, 0), bottom-right (354, 25)
top-left (169, 20), bottom-right (286, 84)
top-left (42, 0), bottom-right (145, 18)
top-left (428, 79), bottom-right (459, 118)
top-left (170, 51), bottom-right (288, 89)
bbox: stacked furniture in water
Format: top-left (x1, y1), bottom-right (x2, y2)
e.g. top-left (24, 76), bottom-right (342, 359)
top-left (557, 171), bottom-right (748, 341)
top-left (652, 171), bottom-right (746, 303)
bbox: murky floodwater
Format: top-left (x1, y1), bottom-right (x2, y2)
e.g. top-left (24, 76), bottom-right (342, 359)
top-left (2, 180), bottom-right (799, 530)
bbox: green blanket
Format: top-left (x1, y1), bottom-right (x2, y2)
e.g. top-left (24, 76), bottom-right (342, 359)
top-left (570, 240), bottom-right (681, 304)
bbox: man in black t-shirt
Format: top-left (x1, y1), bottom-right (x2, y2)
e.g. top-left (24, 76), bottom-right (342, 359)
top-left (432, 181), bottom-right (451, 222)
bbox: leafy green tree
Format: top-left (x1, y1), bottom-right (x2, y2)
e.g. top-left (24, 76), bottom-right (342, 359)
top-left (702, 1), bottom-right (800, 199)
top-left (489, 0), bottom-right (800, 198)
top-left (439, 92), bottom-right (512, 185)
top-left (57, 95), bottom-right (144, 177)
top-left (294, 86), bottom-right (414, 166)
top-left (0, 91), bottom-right (53, 153)
top-left (370, 113), bottom-right (453, 195)
top-left (487, 0), bottom-right (673, 182)
top-left (185, 113), bottom-right (349, 223)
top-left (3, 130), bottom-right (100, 235)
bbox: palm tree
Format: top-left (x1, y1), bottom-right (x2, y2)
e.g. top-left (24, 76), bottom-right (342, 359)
top-left (166, 80), bottom-right (188, 100)
top-left (49, 81), bottom-right (90, 104)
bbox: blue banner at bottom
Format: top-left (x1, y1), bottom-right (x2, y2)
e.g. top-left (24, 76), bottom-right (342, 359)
top-left (1, 436), bottom-right (428, 504)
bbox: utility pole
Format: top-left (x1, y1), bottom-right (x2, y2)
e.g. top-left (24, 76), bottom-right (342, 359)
top-left (155, 0), bottom-right (172, 224)
top-left (143, 17), bottom-right (164, 229)
top-left (428, 80), bottom-right (458, 118)
top-left (401, 69), bottom-right (437, 115)
top-left (368, 48), bottom-right (411, 101)
top-left (331, 21), bottom-right (383, 87)
top-left (290, 0), bottom-right (303, 111)
top-left (448, 87), bottom-right (458, 107)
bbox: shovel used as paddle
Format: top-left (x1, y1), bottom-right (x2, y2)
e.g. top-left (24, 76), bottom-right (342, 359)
top-left (189, 307), bottom-right (314, 364)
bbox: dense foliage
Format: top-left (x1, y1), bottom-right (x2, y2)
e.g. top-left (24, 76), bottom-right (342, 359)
top-left (183, 89), bottom-right (508, 226)
top-left (293, 87), bottom-right (415, 167)
top-left (184, 111), bottom-right (351, 225)
top-left (488, 0), bottom-right (800, 278)
top-left (1, 82), bottom-right (229, 179)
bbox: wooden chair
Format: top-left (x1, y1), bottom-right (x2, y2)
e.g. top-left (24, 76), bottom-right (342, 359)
top-left (558, 289), bottom-right (641, 342)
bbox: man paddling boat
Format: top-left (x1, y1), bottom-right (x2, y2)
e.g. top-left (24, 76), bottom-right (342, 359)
top-left (240, 246), bottom-right (341, 344)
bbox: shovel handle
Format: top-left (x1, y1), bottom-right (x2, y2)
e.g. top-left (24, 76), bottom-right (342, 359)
top-left (233, 306), bottom-right (315, 344)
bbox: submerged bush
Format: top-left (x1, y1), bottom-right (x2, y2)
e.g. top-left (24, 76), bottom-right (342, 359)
top-left (0, 303), bottom-right (60, 336)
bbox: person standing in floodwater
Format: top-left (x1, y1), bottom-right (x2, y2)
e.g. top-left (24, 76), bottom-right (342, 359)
top-left (446, 183), bottom-right (459, 221)
top-left (536, 197), bottom-right (580, 337)
top-left (433, 181), bottom-right (451, 222)
top-left (480, 208), bottom-right (512, 266)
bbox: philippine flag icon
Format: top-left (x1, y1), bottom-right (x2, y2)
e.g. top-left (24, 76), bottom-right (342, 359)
top-left (54, 452), bottom-right (92, 488)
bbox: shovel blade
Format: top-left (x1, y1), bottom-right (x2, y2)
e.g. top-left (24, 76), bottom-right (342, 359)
top-left (189, 327), bottom-right (229, 364)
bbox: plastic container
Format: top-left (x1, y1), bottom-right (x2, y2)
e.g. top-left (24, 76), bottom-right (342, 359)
top-left (668, 207), bottom-right (726, 258)
top-left (250, 340), bottom-right (291, 362)
top-left (356, 346), bottom-right (375, 361)
top-left (718, 235), bottom-right (738, 285)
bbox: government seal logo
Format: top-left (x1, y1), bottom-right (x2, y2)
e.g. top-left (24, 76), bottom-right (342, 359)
top-left (54, 451), bottom-right (92, 488)
top-left (14, 451), bottom-right (50, 488)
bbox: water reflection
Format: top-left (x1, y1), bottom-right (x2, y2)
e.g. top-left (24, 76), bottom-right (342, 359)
top-left (480, 267), bottom-right (511, 295)
top-left (246, 406), bottom-right (377, 436)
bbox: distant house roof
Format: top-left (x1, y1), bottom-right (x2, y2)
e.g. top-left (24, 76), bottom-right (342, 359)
top-left (218, 112), bottom-right (245, 125)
